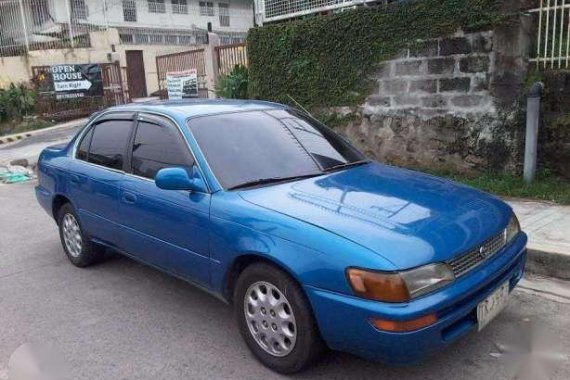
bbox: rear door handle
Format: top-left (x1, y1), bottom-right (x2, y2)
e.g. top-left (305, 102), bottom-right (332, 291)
top-left (70, 174), bottom-right (80, 183)
top-left (122, 192), bottom-right (137, 204)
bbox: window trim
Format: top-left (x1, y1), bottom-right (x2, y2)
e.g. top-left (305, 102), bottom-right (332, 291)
top-left (128, 112), bottom-right (211, 194)
top-left (147, 0), bottom-right (166, 13)
top-left (171, 0), bottom-right (188, 14)
top-left (73, 110), bottom-right (212, 193)
top-left (185, 107), bottom-right (365, 191)
top-left (73, 112), bottom-right (136, 173)
top-left (199, 1), bottom-right (215, 16)
top-left (122, 0), bottom-right (137, 22)
top-left (218, 2), bottom-right (230, 27)
top-left (76, 124), bottom-right (94, 162)
top-left (127, 114), bottom-right (195, 182)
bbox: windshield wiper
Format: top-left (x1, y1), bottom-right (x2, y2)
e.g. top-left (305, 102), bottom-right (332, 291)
top-left (323, 159), bottom-right (371, 173)
top-left (228, 173), bottom-right (321, 191)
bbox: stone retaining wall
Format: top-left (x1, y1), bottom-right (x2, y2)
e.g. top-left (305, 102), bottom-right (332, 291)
top-left (368, 30), bottom-right (495, 119)
top-left (335, 17), bottom-right (532, 173)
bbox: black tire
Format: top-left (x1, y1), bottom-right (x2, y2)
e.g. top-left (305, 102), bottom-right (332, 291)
top-left (57, 203), bottom-right (104, 267)
top-left (234, 262), bottom-right (326, 374)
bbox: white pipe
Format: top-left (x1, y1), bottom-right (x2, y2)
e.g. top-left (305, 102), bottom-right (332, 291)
top-left (65, 0), bottom-right (75, 48)
top-left (566, 9), bottom-right (570, 67)
top-left (552, 0), bottom-right (558, 69)
top-left (544, 0), bottom-right (551, 69)
top-left (537, 0), bottom-right (544, 68)
top-left (17, 0), bottom-right (29, 54)
top-left (102, 0), bottom-right (109, 29)
top-left (524, 83), bottom-right (544, 184)
top-left (558, 0), bottom-right (566, 68)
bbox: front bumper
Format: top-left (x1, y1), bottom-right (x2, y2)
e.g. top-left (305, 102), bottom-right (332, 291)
top-left (305, 233), bottom-right (528, 364)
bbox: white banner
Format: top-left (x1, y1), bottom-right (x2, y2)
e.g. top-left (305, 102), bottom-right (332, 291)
top-left (166, 69), bottom-right (199, 100)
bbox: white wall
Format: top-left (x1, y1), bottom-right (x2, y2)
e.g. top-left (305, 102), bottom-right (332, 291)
top-left (0, 28), bottom-right (212, 95)
top-left (47, 0), bottom-right (254, 33)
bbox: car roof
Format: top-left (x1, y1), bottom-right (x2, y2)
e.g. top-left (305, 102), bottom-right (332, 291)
top-left (104, 99), bottom-right (288, 121)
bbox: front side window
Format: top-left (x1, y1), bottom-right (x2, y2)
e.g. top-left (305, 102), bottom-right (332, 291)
top-left (199, 1), bottom-right (215, 16)
top-left (87, 120), bottom-right (133, 170)
top-left (131, 121), bottom-right (194, 180)
top-left (148, 0), bottom-right (166, 13)
top-left (187, 110), bottom-right (365, 189)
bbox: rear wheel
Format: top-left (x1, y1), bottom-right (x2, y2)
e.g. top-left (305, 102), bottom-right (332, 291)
top-left (57, 203), bottom-right (104, 267)
top-left (234, 263), bottom-right (325, 374)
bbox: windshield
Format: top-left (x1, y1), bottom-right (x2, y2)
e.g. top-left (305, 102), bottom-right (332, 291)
top-left (187, 109), bottom-right (367, 189)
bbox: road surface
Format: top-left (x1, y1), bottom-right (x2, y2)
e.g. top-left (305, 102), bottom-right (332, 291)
top-left (0, 122), bottom-right (83, 167)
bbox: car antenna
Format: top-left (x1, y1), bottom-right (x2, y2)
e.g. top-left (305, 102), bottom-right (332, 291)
top-left (287, 94), bottom-right (314, 117)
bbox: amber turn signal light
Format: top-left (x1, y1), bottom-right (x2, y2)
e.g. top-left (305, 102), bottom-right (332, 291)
top-left (370, 314), bottom-right (438, 332)
top-left (346, 268), bottom-right (410, 302)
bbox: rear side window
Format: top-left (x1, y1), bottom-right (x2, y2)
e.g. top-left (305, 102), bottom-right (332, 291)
top-left (88, 120), bottom-right (133, 170)
top-left (131, 121), bottom-right (194, 179)
top-left (76, 127), bottom-right (93, 161)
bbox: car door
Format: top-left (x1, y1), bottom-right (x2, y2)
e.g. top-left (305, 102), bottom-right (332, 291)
top-left (67, 113), bottom-right (135, 246)
top-left (118, 113), bottom-right (211, 286)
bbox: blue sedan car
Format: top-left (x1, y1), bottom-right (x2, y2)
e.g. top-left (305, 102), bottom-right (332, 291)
top-left (36, 100), bottom-right (527, 373)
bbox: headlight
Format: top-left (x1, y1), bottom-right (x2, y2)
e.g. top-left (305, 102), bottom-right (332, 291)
top-left (346, 263), bottom-right (455, 303)
top-left (506, 213), bottom-right (521, 244)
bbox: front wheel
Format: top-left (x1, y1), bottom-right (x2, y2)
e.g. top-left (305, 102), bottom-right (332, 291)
top-left (234, 263), bottom-right (325, 374)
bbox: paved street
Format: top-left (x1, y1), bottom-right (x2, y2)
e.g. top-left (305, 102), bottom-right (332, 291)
top-left (0, 181), bottom-right (569, 380)
top-left (0, 121), bottom-right (84, 167)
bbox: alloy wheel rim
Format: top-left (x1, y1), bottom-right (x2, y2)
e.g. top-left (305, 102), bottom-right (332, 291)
top-left (62, 213), bottom-right (82, 258)
top-left (244, 281), bottom-right (297, 357)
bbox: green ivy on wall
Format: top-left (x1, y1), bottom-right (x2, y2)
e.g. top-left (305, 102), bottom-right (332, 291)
top-left (247, 0), bottom-right (502, 109)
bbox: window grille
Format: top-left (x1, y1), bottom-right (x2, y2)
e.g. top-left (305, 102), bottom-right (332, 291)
top-left (199, 1), bottom-right (215, 16)
top-left (70, 0), bottom-right (88, 20)
top-left (123, 0), bottom-right (137, 22)
top-left (172, 0), bottom-right (188, 14)
top-left (219, 3), bottom-right (230, 27)
top-left (148, 0), bottom-right (166, 13)
top-left (530, 0), bottom-right (570, 69)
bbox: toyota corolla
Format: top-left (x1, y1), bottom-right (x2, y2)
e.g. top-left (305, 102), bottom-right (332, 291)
top-left (35, 100), bottom-right (527, 373)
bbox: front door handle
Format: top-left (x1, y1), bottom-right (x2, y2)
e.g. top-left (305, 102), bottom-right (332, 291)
top-left (122, 192), bottom-right (137, 204)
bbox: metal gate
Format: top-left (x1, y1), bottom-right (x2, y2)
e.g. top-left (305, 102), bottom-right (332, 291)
top-left (32, 62), bottom-right (128, 120)
top-left (216, 43), bottom-right (248, 76)
top-left (155, 49), bottom-right (208, 99)
top-left (530, 0), bottom-right (570, 69)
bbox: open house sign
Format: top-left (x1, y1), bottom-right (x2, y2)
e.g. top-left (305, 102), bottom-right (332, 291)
top-left (50, 64), bottom-right (104, 100)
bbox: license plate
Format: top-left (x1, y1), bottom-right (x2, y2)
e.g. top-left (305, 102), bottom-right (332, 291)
top-left (477, 281), bottom-right (510, 331)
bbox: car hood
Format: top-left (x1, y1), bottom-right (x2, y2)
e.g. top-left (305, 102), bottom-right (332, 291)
top-left (238, 163), bottom-right (512, 270)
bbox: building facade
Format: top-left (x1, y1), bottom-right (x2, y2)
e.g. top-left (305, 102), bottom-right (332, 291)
top-left (0, 0), bottom-right (254, 96)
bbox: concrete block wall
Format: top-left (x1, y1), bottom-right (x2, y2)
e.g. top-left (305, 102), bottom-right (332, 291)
top-left (336, 20), bottom-right (532, 174)
top-left (365, 30), bottom-right (496, 118)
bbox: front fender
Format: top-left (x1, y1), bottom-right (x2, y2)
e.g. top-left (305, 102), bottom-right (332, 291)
top-left (208, 192), bottom-right (397, 298)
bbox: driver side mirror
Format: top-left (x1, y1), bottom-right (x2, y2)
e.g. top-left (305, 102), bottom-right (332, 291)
top-left (155, 167), bottom-right (206, 192)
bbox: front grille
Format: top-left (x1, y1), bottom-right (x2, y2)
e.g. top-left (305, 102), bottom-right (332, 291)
top-left (448, 231), bottom-right (507, 278)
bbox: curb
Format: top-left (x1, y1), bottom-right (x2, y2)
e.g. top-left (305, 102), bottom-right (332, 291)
top-left (526, 246), bottom-right (570, 281)
top-left (0, 118), bottom-right (88, 146)
top-left (0, 132), bottom-right (34, 145)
